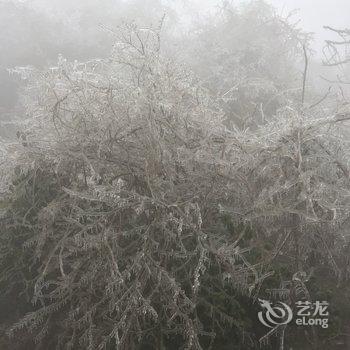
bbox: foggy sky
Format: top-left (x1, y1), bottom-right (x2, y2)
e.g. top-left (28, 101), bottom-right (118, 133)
top-left (184, 0), bottom-right (350, 56)
top-left (268, 0), bottom-right (350, 54)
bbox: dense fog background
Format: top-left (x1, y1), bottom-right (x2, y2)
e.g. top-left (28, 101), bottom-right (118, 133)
top-left (1, 0), bottom-right (350, 116)
top-left (184, 0), bottom-right (350, 54)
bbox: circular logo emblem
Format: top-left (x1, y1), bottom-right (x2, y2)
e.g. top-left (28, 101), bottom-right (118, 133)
top-left (258, 298), bottom-right (293, 328)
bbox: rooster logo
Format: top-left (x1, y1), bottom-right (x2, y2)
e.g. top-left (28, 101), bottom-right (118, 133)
top-left (258, 299), bottom-right (293, 328)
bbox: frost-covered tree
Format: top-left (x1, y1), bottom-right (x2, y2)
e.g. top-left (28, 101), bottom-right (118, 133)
top-left (1, 3), bottom-right (350, 350)
top-left (1, 24), bottom-right (259, 350)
